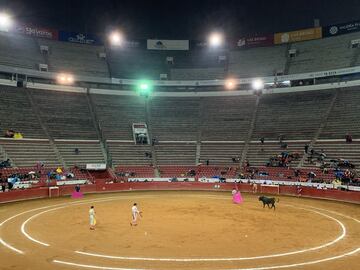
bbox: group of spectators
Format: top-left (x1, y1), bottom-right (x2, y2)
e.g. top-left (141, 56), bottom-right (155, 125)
top-left (47, 167), bottom-right (75, 180)
top-left (4, 129), bottom-right (23, 139)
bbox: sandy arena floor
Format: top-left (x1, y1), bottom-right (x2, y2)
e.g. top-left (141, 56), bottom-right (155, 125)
top-left (0, 191), bottom-right (359, 270)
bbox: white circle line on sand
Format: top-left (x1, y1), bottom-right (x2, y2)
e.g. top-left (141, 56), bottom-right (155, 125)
top-left (53, 247), bottom-right (360, 270)
top-left (0, 237), bottom-right (24, 254)
top-left (0, 195), bottom-right (157, 253)
top-left (75, 202), bottom-right (347, 262)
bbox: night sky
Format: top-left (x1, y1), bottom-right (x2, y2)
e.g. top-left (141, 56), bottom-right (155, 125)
top-left (1, 0), bottom-right (360, 39)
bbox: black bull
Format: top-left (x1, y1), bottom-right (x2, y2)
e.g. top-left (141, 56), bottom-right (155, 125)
top-left (258, 196), bottom-right (279, 210)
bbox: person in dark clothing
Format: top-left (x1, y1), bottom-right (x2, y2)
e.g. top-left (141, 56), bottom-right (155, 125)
top-left (206, 159), bottom-right (210, 166)
top-left (260, 137), bottom-right (264, 144)
top-left (304, 144), bottom-right (309, 154)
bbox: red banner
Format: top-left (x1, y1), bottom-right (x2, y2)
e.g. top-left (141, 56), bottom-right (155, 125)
top-left (236, 35), bottom-right (274, 48)
top-left (15, 24), bottom-right (58, 40)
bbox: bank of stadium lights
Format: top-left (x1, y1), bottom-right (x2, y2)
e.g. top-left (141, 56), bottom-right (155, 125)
top-left (57, 73), bottom-right (74, 85)
top-left (225, 79), bottom-right (236, 90)
top-left (109, 31), bottom-right (124, 46)
top-left (252, 79), bottom-right (264, 90)
top-left (208, 32), bottom-right (224, 47)
top-left (136, 80), bottom-right (153, 96)
top-left (0, 12), bottom-right (12, 31)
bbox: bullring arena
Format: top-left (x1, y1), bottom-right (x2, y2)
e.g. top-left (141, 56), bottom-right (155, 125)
top-left (0, 184), bottom-right (359, 270)
top-left (1, 3), bottom-right (360, 269)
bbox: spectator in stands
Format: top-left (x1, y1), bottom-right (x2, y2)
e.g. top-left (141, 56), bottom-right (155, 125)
top-left (278, 134), bottom-right (284, 144)
top-left (74, 148), bottom-right (80, 155)
top-left (345, 133), bottom-right (353, 143)
top-left (260, 137), bottom-right (265, 144)
top-left (304, 144), bottom-right (309, 154)
top-left (294, 169), bottom-right (301, 177)
top-left (0, 159), bottom-right (11, 168)
top-left (1, 174), bottom-right (6, 192)
top-left (4, 129), bottom-right (15, 138)
top-left (206, 159), bottom-right (210, 166)
top-left (308, 171), bottom-right (316, 182)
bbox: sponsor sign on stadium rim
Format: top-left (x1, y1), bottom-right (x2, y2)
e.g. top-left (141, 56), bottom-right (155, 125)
top-left (15, 24), bottom-right (58, 40)
top-left (274, 27), bottom-right (322, 44)
top-left (147, 39), bottom-right (189, 50)
top-left (59, 31), bottom-right (101, 45)
top-left (323, 20), bottom-right (360, 37)
top-left (236, 34), bottom-right (274, 48)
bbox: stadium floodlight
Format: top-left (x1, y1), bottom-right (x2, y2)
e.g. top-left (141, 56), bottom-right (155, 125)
top-left (0, 12), bottom-right (12, 31)
top-left (225, 79), bottom-right (236, 90)
top-left (136, 80), bottom-right (153, 96)
top-left (57, 73), bottom-right (74, 85)
top-left (252, 79), bottom-right (264, 90)
top-left (109, 31), bottom-right (123, 46)
top-left (208, 32), bottom-right (223, 47)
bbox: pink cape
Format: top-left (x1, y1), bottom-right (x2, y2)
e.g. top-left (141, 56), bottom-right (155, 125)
top-left (71, 191), bottom-right (83, 199)
top-left (233, 191), bottom-right (243, 204)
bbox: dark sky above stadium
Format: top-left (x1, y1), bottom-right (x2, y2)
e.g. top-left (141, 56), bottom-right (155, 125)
top-left (1, 0), bottom-right (360, 39)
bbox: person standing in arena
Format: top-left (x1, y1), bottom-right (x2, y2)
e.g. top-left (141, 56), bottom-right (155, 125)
top-left (130, 203), bottom-right (142, 226)
top-left (89, 206), bottom-right (96, 230)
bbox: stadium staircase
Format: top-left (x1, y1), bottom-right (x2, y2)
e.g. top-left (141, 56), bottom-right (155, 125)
top-left (25, 88), bottom-right (65, 167)
top-left (240, 95), bottom-right (260, 166)
top-left (86, 90), bottom-right (109, 166)
top-left (144, 97), bottom-right (160, 176)
top-left (297, 89), bottom-right (339, 167)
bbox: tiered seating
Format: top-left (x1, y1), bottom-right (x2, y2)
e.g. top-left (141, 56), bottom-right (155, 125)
top-left (39, 39), bottom-right (109, 77)
top-left (115, 165), bottom-right (155, 178)
top-left (201, 95), bottom-right (257, 140)
top-left (0, 139), bottom-right (60, 167)
top-left (228, 45), bottom-right (287, 77)
top-left (55, 141), bottom-right (105, 167)
top-left (288, 32), bottom-right (360, 74)
top-left (197, 165), bottom-right (238, 178)
top-left (320, 88), bottom-right (360, 139)
top-left (92, 94), bottom-right (146, 140)
top-left (170, 68), bottom-right (225, 80)
top-left (246, 141), bottom-right (306, 167)
top-left (303, 141), bottom-right (360, 169)
top-left (150, 97), bottom-right (199, 141)
top-left (158, 165), bottom-right (197, 178)
top-left (252, 90), bottom-right (334, 140)
top-left (158, 165), bottom-right (238, 178)
top-left (248, 166), bottom-right (334, 183)
top-left (200, 143), bottom-right (245, 165)
top-left (0, 86), bottom-right (46, 138)
top-left (31, 89), bottom-right (98, 139)
top-left (107, 48), bottom-right (167, 79)
top-left (0, 32), bottom-right (42, 70)
top-left (154, 143), bottom-right (196, 165)
top-left (107, 142), bottom-right (152, 166)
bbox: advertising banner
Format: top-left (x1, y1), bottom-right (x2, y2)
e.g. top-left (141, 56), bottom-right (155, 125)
top-left (59, 31), bottom-right (102, 45)
top-left (147, 39), bottom-right (189, 50)
top-left (323, 20), bottom-right (360, 37)
top-left (274, 27), bottom-right (322, 44)
top-left (15, 24), bottom-right (58, 40)
top-left (236, 34), bottom-right (274, 48)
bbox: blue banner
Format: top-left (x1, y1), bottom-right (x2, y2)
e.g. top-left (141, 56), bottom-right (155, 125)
top-left (59, 31), bottom-right (103, 45)
top-left (323, 20), bottom-right (360, 37)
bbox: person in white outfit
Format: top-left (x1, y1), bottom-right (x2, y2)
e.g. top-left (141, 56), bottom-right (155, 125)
top-left (130, 203), bottom-right (142, 226)
top-left (89, 206), bottom-right (96, 230)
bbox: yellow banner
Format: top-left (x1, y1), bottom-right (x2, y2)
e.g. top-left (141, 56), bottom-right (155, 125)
top-left (274, 27), bottom-right (322, 44)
